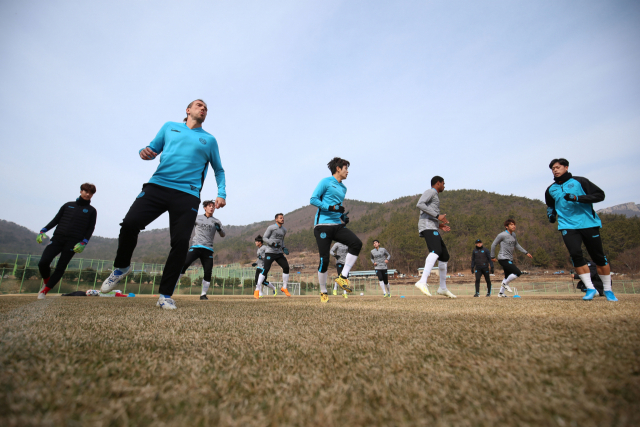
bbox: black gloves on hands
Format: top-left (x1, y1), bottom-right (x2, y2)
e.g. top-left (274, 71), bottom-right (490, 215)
top-left (283, 247), bottom-right (289, 255)
top-left (329, 205), bottom-right (345, 213)
top-left (252, 263), bottom-right (257, 267)
top-left (215, 223), bottom-right (221, 231)
top-left (563, 194), bottom-right (578, 202)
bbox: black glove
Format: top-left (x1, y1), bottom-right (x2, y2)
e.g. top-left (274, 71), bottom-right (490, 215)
top-left (563, 193), bottom-right (578, 202)
top-left (341, 211), bottom-right (350, 225)
top-left (252, 263), bottom-right (257, 267)
top-left (215, 223), bottom-right (221, 231)
top-left (272, 242), bottom-right (281, 248)
top-left (329, 205), bottom-right (345, 213)
top-left (283, 247), bottom-right (289, 255)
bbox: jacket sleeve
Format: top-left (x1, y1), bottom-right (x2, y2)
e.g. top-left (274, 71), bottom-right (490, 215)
top-left (574, 177), bottom-right (605, 204)
top-left (370, 251), bottom-right (375, 264)
top-left (384, 249), bottom-right (391, 261)
top-left (490, 234), bottom-right (502, 259)
top-left (43, 204), bottom-right (65, 232)
top-left (545, 186), bottom-right (557, 222)
top-left (488, 252), bottom-right (494, 269)
top-left (141, 122), bottom-right (168, 157)
top-left (515, 239), bottom-right (528, 254)
top-left (310, 180), bottom-right (330, 211)
top-left (416, 190), bottom-right (438, 218)
top-left (330, 243), bottom-right (337, 257)
top-left (209, 138), bottom-right (226, 200)
top-left (217, 220), bottom-right (226, 238)
top-left (263, 226), bottom-right (279, 247)
top-left (83, 209), bottom-right (97, 243)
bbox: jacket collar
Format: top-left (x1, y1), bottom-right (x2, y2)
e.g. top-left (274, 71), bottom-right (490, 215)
top-left (554, 171), bottom-right (572, 184)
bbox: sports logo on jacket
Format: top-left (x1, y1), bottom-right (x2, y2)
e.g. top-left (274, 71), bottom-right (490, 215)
top-left (433, 231), bottom-right (439, 235)
top-left (199, 138), bottom-right (207, 145)
top-left (83, 209), bottom-right (88, 213)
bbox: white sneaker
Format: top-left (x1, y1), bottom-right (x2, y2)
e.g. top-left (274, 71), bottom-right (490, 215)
top-left (498, 293), bottom-right (507, 298)
top-left (504, 284), bottom-right (513, 293)
top-left (156, 295), bottom-right (177, 310)
top-left (414, 282), bottom-right (431, 296)
top-left (437, 288), bottom-right (457, 298)
top-left (101, 269), bottom-right (129, 293)
top-left (37, 291), bottom-right (46, 300)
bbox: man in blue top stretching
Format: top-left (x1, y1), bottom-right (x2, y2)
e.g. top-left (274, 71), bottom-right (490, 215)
top-left (310, 157), bottom-right (362, 303)
top-left (101, 99), bottom-right (227, 309)
top-left (545, 158), bottom-right (616, 302)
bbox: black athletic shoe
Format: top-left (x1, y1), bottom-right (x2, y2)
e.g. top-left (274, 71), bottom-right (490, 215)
top-left (473, 292), bottom-right (479, 297)
top-left (486, 293), bottom-right (491, 297)
top-left (200, 294), bottom-right (208, 300)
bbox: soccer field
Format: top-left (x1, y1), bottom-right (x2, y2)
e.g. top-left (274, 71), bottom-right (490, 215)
top-left (1, 295), bottom-right (639, 427)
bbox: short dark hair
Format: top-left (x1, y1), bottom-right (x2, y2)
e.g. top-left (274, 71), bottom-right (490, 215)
top-left (504, 219), bottom-right (516, 228)
top-left (373, 239), bottom-right (380, 244)
top-left (184, 99), bottom-right (207, 122)
top-left (202, 200), bottom-right (215, 208)
top-left (255, 235), bottom-right (263, 242)
top-left (431, 176), bottom-right (444, 186)
top-left (549, 158), bottom-right (569, 169)
top-left (80, 183), bottom-right (96, 194)
top-left (275, 213), bottom-right (283, 219)
top-left (328, 157), bottom-right (350, 174)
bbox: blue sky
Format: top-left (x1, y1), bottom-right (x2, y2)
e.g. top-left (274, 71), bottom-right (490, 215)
top-left (1, 0), bottom-right (639, 238)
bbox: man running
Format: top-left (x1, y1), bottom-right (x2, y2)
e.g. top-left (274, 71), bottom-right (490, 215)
top-left (175, 200), bottom-right (225, 301)
top-left (414, 176), bottom-right (456, 298)
top-left (490, 219), bottom-right (533, 297)
top-left (471, 239), bottom-right (494, 297)
top-left (371, 240), bottom-right (392, 298)
top-left (255, 214), bottom-right (292, 297)
top-left (310, 157), bottom-right (362, 303)
top-left (330, 242), bottom-right (349, 298)
top-left (252, 235), bottom-right (277, 298)
top-left (101, 99), bottom-right (226, 310)
top-left (36, 183), bottom-right (97, 299)
top-left (545, 158), bottom-right (616, 301)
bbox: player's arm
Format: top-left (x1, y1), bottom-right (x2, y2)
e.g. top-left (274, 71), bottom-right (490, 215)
top-left (471, 251), bottom-right (475, 271)
top-left (416, 190), bottom-right (437, 217)
top-left (544, 186), bottom-right (557, 223)
top-left (488, 252), bottom-right (494, 270)
top-left (139, 122), bottom-right (168, 160)
top-left (490, 234), bottom-right (502, 260)
top-left (330, 243), bottom-right (337, 257)
top-left (209, 138), bottom-right (226, 208)
top-left (263, 226), bottom-right (279, 248)
top-left (370, 252), bottom-right (375, 264)
top-left (42, 204), bottom-right (65, 233)
top-left (310, 181), bottom-right (331, 211)
top-left (573, 177), bottom-right (605, 204)
top-left (216, 220), bottom-right (226, 238)
top-left (384, 249), bottom-right (391, 262)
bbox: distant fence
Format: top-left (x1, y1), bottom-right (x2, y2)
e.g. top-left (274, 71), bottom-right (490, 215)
top-left (0, 253), bottom-right (636, 297)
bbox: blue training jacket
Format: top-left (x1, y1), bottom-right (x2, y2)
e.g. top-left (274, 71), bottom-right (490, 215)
top-left (545, 172), bottom-right (604, 230)
top-left (310, 176), bottom-right (347, 226)
top-left (141, 122), bottom-right (226, 199)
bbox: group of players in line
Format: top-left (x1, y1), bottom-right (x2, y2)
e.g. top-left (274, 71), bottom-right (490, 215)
top-left (32, 99), bottom-right (618, 308)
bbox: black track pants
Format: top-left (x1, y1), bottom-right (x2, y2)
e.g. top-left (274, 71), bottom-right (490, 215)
top-left (474, 266), bottom-right (492, 293)
top-left (114, 183), bottom-right (199, 296)
top-left (498, 259), bottom-right (522, 279)
top-left (38, 238), bottom-right (77, 289)
top-left (262, 253), bottom-right (290, 275)
top-left (181, 247), bottom-right (214, 281)
top-left (561, 227), bottom-right (608, 267)
top-left (314, 225), bottom-right (362, 273)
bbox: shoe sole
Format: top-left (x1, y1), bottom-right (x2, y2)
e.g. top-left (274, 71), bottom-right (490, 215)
top-left (414, 283), bottom-right (431, 296)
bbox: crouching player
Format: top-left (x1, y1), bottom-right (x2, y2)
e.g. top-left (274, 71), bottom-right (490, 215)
top-left (36, 183), bottom-right (97, 299)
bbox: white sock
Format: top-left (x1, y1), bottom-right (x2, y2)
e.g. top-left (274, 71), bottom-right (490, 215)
top-left (282, 273), bottom-right (289, 289)
top-left (578, 273), bottom-right (595, 290)
top-left (256, 273), bottom-right (266, 291)
top-left (334, 282), bottom-right (339, 290)
top-left (599, 274), bottom-right (612, 291)
top-left (344, 289), bottom-right (347, 294)
top-left (505, 274), bottom-right (518, 284)
top-left (265, 282), bottom-right (276, 291)
top-left (176, 274), bottom-right (183, 287)
top-left (341, 253), bottom-right (358, 277)
top-left (385, 284), bottom-right (390, 294)
top-left (379, 281), bottom-right (386, 294)
top-left (499, 285), bottom-right (505, 294)
top-left (419, 253), bottom-right (439, 283)
top-left (201, 279), bottom-right (210, 295)
top-left (318, 271), bottom-right (328, 293)
top-left (438, 262), bottom-right (447, 290)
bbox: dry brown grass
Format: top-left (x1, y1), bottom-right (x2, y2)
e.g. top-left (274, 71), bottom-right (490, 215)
top-left (1, 294), bottom-right (639, 427)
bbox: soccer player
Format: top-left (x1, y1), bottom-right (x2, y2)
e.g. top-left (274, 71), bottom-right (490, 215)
top-left (255, 214), bottom-right (292, 297)
top-left (330, 242), bottom-right (349, 298)
top-left (101, 99), bottom-right (226, 310)
top-left (471, 239), bottom-right (494, 297)
top-left (252, 235), bottom-right (277, 298)
top-left (414, 176), bottom-right (456, 298)
top-left (490, 219), bottom-right (533, 297)
top-left (175, 200), bottom-right (225, 301)
top-left (310, 157), bottom-right (362, 303)
top-left (371, 240), bottom-right (392, 297)
top-left (36, 183), bottom-right (97, 299)
top-left (545, 158), bottom-right (616, 301)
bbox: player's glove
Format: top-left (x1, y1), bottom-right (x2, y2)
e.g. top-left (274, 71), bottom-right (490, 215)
top-left (547, 207), bottom-right (557, 223)
top-left (252, 263), bottom-right (257, 267)
top-left (563, 193), bottom-right (578, 202)
top-left (36, 229), bottom-right (48, 244)
top-left (329, 205), bottom-right (345, 213)
top-left (341, 211), bottom-right (350, 225)
top-left (73, 242), bottom-right (86, 253)
top-left (272, 242), bottom-right (281, 248)
top-left (283, 247), bottom-right (289, 255)
top-left (215, 223), bottom-right (221, 232)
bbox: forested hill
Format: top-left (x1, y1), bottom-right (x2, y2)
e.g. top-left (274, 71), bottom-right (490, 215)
top-left (2, 190), bottom-right (639, 272)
